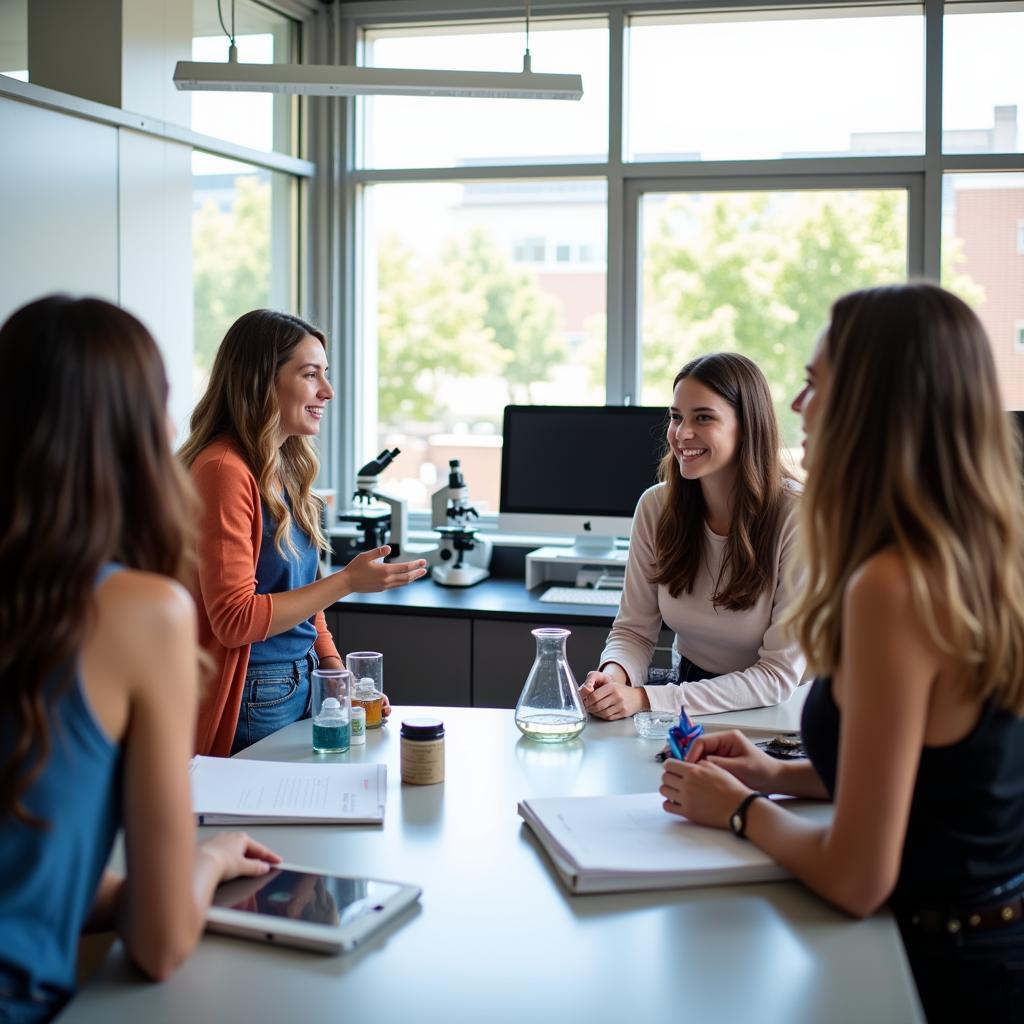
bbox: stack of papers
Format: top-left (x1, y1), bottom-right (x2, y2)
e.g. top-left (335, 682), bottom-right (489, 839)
top-left (518, 792), bottom-right (831, 894)
top-left (190, 756), bottom-right (387, 825)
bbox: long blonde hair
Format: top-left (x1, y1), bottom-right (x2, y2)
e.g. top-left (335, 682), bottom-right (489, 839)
top-left (179, 310), bottom-right (327, 557)
top-left (651, 353), bottom-right (794, 610)
top-left (793, 283), bottom-right (1024, 712)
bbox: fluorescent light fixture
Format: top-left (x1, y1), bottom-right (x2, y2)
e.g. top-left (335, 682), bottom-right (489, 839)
top-left (172, 60), bottom-right (583, 101)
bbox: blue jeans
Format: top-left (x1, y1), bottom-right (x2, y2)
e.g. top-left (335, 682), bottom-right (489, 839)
top-left (231, 652), bottom-right (315, 755)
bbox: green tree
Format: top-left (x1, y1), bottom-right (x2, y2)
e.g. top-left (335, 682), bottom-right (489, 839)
top-left (376, 228), bottom-right (567, 424)
top-left (642, 191), bottom-right (916, 445)
top-left (377, 233), bottom-right (502, 424)
top-left (192, 174), bottom-right (271, 379)
top-left (445, 229), bottom-right (564, 404)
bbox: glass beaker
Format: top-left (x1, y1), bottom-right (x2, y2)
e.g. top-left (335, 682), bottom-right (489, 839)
top-left (514, 628), bottom-right (587, 742)
top-left (347, 652), bottom-right (385, 729)
top-left (311, 668), bottom-right (352, 753)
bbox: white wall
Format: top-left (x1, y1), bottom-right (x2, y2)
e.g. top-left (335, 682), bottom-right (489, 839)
top-left (0, 0), bottom-right (195, 431)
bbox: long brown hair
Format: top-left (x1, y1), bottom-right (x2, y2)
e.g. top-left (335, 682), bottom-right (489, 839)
top-left (179, 310), bottom-right (327, 556)
top-left (0, 295), bottom-right (197, 825)
top-left (651, 352), bottom-right (793, 610)
top-left (793, 283), bottom-right (1024, 711)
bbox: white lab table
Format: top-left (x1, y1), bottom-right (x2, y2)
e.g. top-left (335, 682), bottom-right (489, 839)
top-left (58, 703), bottom-right (922, 1024)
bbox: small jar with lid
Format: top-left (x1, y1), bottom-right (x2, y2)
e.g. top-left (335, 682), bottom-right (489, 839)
top-left (400, 717), bottom-right (445, 785)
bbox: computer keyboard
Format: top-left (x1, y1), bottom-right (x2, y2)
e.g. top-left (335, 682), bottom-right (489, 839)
top-left (539, 586), bottom-right (623, 606)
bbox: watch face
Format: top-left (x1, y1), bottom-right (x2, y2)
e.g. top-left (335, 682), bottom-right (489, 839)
top-left (731, 813), bottom-right (742, 834)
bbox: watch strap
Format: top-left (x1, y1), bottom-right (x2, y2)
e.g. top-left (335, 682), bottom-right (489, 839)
top-left (729, 792), bottom-right (769, 839)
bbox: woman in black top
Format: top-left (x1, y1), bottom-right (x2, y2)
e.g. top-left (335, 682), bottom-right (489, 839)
top-left (658, 283), bottom-right (1024, 1021)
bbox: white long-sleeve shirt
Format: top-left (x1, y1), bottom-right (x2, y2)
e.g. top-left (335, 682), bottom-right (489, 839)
top-left (599, 483), bottom-right (806, 715)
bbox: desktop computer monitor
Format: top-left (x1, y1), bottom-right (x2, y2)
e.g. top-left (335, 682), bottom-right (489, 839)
top-left (498, 405), bottom-right (667, 554)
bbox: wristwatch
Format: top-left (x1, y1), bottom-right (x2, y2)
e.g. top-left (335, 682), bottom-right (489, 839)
top-left (729, 792), bottom-right (769, 839)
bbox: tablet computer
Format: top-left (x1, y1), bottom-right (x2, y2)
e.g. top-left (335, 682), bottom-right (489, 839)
top-left (207, 863), bottom-right (421, 953)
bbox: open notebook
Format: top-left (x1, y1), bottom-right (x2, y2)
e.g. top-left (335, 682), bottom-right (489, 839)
top-left (518, 792), bottom-right (831, 895)
top-left (190, 756), bottom-right (387, 825)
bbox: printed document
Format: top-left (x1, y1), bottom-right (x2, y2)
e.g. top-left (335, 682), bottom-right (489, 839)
top-left (191, 756), bottom-right (387, 825)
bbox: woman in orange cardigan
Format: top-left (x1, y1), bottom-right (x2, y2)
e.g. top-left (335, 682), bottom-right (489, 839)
top-left (180, 310), bottom-right (427, 756)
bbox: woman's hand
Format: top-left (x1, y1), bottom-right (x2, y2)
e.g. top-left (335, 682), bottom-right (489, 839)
top-left (683, 729), bottom-right (782, 793)
top-left (660, 757), bottom-right (752, 829)
top-left (196, 832), bottom-right (281, 884)
top-left (342, 546), bottom-right (428, 594)
top-left (579, 670), bottom-right (650, 719)
top-left (381, 691), bottom-right (392, 720)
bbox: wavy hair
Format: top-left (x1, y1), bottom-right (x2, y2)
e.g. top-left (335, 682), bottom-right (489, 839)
top-left (650, 352), bottom-right (793, 610)
top-left (179, 310), bottom-right (328, 557)
top-left (793, 283), bottom-right (1024, 712)
top-left (0, 295), bottom-right (197, 826)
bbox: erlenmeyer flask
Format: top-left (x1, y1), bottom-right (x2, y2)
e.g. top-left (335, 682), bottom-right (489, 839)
top-left (514, 628), bottom-right (587, 742)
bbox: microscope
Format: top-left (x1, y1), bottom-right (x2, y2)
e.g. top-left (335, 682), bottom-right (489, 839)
top-left (333, 448), bottom-right (410, 565)
top-left (429, 459), bottom-right (492, 587)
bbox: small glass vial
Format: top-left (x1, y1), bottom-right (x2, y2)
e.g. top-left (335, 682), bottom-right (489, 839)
top-left (350, 705), bottom-right (366, 746)
top-left (400, 717), bottom-right (445, 785)
top-left (352, 677), bottom-right (384, 729)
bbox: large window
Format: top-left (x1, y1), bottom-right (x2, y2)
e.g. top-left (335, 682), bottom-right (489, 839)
top-left (359, 20), bottom-right (609, 169)
top-left (191, 1), bottom-right (300, 397)
top-left (192, 163), bottom-right (297, 395)
top-left (363, 180), bottom-right (606, 511)
top-left (627, 8), bottom-right (924, 162)
top-left (640, 188), bottom-right (908, 444)
top-left (340, 1), bottom-right (1024, 526)
top-left (942, 174), bottom-right (1024, 404)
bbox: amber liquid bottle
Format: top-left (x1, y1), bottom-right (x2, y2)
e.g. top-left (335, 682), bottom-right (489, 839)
top-left (353, 678), bottom-right (384, 729)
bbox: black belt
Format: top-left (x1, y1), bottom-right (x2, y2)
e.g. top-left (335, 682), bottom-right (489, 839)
top-left (899, 873), bottom-right (1024, 936)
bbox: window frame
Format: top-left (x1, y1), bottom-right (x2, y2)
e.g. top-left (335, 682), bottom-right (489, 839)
top-left (311, 0), bottom-right (1024, 530)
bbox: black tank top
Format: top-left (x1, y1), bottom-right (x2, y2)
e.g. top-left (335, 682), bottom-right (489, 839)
top-left (802, 676), bottom-right (1024, 908)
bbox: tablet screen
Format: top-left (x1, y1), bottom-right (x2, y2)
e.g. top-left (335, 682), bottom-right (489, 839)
top-left (212, 870), bottom-right (405, 928)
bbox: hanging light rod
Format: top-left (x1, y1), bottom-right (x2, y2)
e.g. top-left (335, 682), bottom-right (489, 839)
top-left (178, 0), bottom-right (580, 100)
top-left (172, 57), bottom-right (583, 100)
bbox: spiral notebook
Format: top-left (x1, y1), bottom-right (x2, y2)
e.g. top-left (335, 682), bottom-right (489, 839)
top-left (190, 756), bottom-right (387, 825)
top-left (518, 791), bottom-right (831, 895)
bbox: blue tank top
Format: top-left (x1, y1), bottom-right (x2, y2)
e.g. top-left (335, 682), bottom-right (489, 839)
top-left (0, 565), bottom-right (123, 1006)
top-left (249, 495), bottom-right (318, 665)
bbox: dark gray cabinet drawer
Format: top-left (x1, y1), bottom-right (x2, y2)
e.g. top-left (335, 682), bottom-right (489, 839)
top-left (327, 610), bottom-right (471, 707)
top-left (471, 620), bottom-right (611, 709)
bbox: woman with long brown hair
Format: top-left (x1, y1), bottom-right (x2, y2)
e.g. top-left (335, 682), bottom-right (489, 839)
top-left (0, 296), bottom-right (279, 1023)
top-left (581, 352), bottom-right (805, 718)
top-left (662, 284), bottom-right (1024, 1019)
top-left (180, 310), bottom-right (426, 757)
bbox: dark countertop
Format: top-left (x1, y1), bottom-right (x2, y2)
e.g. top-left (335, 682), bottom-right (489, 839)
top-left (331, 576), bottom-right (616, 625)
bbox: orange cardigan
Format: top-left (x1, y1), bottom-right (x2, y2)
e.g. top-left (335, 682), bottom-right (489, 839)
top-left (190, 439), bottom-right (340, 757)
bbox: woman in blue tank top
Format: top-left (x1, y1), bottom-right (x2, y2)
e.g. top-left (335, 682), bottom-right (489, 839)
top-left (658, 283), bottom-right (1024, 1021)
top-left (0, 296), bottom-right (281, 1022)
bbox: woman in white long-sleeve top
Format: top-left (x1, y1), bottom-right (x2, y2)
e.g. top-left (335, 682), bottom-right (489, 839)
top-left (580, 352), bottom-right (805, 719)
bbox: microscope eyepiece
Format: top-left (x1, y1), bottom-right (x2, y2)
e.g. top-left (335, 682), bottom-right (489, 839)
top-left (447, 459), bottom-right (465, 488)
top-left (356, 447), bottom-right (401, 477)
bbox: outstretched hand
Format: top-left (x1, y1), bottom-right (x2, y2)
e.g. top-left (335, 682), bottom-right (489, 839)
top-left (343, 546), bottom-right (428, 593)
